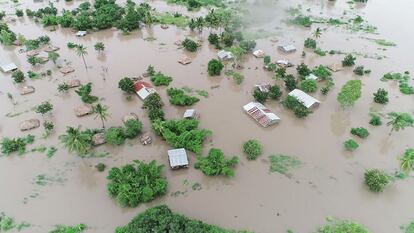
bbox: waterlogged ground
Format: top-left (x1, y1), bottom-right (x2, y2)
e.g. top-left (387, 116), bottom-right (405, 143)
top-left (0, 0), bottom-right (414, 232)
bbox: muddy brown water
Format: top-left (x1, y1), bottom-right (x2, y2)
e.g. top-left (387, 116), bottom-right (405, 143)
top-left (0, 0), bottom-right (414, 232)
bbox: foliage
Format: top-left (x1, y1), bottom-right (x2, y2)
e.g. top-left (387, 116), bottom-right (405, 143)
top-left (208, 33), bottom-right (219, 46)
top-left (268, 85), bottom-right (282, 100)
top-left (182, 38), bottom-right (198, 52)
top-left (364, 169), bottom-right (390, 193)
top-left (96, 163), bottom-right (106, 172)
top-left (314, 48), bottom-right (326, 56)
top-left (289, 15), bottom-right (312, 27)
top-left (231, 72), bottom-right (244, 85)
top-left (381, 72), bottom-right (414, 95)
top-left (150, 72), bottom-right (173, 86)
top-left (49, 224), bottom-right (86, 233)
top-left (34, 101), bottom-right (53, 115)
top-left (350, 127), bottom-right (369, 138)
top-left (207, 59), bottom-right (224, 76)
top-left (300, 79), bottom-right (317, 93)
top-left (48, 51), bottom-right (60, 64)
top-left (115, 205), bottom-right (247, 233)
top-left (11, 70), bottom-right (25, 83)
top-left (337, 80), bottom-right (362, 108)
top-left (1, 135), bottom-right (35, 156)
top-left (386, 112), bottom-right (414, 134)
top-left (124, 119), bottom-right (143, 139)
top-left (143, 93), bottom-right (165, 122)
top-left (75, 83), bottom-right (99, 104)
top-left (373, 88), bottom-right (388, 104)
top-left (27, 56), bottom-right (44, 66)
top-left (284, 75), bottom-right (297, 91)
top-left (312, 65), bottom-right (331, 80)
top-left (342, 54), bottom-right (356, 66)
top-left (105, 127), bottom-right (126, 145)
top-left (304, 38), bottom-right (316, 49)
top-left (59, 127), bottom-right (93, 155)
top-left (353, 66), bottom-right (371, 76)
top-left (317, 219), bottom-right (369, 233)
top-left (369, 114), bottom-right (382, 126)
top-left (344, 139), bottom-right (359, 151)
top-left (58, 83), bottom-right (70, 92)
top-left (297, 63), bottom-right (311, 77)
top-left (167, 88), bottom-right (199, 106)
top-left (263, 56), bottom-right (271, 65)
top-left (400, 149), bottom-right (414, 174)
top-left (375, 39), bottom-right (396, 47)
top-left (118, 77), bottom-right (136, 94)
top-left (93, 103), bottom-right (109, 128)
top-left (194, 148), bottom-right (238, 177)
top-left (107, 160), bottom-right (168, 207)
top-left (281, 95), bottom-right (311, 118)
top-left (253, 90), bottom-right (268, 104)
top-left (269, 154), bottom-right (301, 175)
top-left (94, 42), bottom-right (105, 52)
top-left (239, 40), bottom-right (256, 52)
top-left (243, 140), bottom-right (263, 160)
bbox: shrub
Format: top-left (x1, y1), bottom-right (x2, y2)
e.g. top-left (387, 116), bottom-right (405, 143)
top-left (300, 79), bottom-right (317, 93)
top-left (369, 114), bottom-right (382, 126)
top-left (373, 88), bottom-right (388, 104)
top-left (364, 169), bottom-right (390, 192)
top-left (104, 127), bottom-right (126, 145)
top-left (312, 65), bottom-right (331, 80)
top-left (0, 135), bottom-right (35, 155)
top-left (15, 9), bottom-right (24, 17)
top-left (57, 83), bottom-right (70, 92)
top-left (167, 88), bottom-right (199, 106)
top-left (318, 219), bottom-right (369, 233)
top-left (239, 40), bottom-right (256, 52)
top-left (150, 72), bottom-right (173, 86)
top-left (49, 224), bottom-right (87, 233)
top-left (253, 90), bottom-right (268, 103)
top-left (11, 70), bottom-right (25, 83)
top-left (337, 80), bottom-right (362, 108)
top-left (314, 48), bottom-right (326, 56)
top-left (123, 119), bottom-right (143, 139)
top-left (94, 42), bottom-right (105, 52)
top-left (263, 55), bottom-right (271, 65)
top-left (296, 63), bottom-right (311, 77)
top-left (75, 83), bottom-right (99, 104)
top-left (304, 38), bottom-right (316, 49)
top-left (284, 75), bottom-right (297, 91)
top-left (289, 15), bottom-right (312, 27)
top-left (353, 65), bottom-right (371, 76)
top-left (350, 127), bottom-right (369, 138)
top-left (344, 139), bottom-right (359, 151)
top-left (268, 85), bottom-right (282, 100)
top-left (194, 148), bottom-right (238, 177)
top-left (243, 140), bottom-right (263, 160)
top-left (281, 95), bottom-right (311, 118)
top-left (207, 59), bottom-right (223, 76)
top-left (342, 54), bottom-right (356, 66)
top-left (400, 149), bottom-right (414, 174)
top-left (107, 160), bottom-right (168, 207)
top-left (231, 72), bottom-right (244, 85)
top-left (208, 33), bottom-right (219, 45)
top-left (118, 77), bottom-right (135, 94)
top-left (181, 38), bottom-right (198, 52)
top-left (34, 101), bottom-right (53, 115)
top-left (95, 163), bottom-right (106, 172)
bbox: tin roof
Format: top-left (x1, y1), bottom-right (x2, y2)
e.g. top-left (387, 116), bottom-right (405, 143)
top-left (288, 89), bottom-right (320, 108)
top-left (0, 63), bottom-right (17, 72)
top-left (167, 148), bottom-right (189, 168)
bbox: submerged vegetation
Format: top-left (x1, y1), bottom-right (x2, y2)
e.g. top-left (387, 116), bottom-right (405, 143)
top-left (317, 218), bottom-right (369, 233)
top-left (195, 148), bottom-right (239, 177)
top-left (269, 154), bottom-right (301, 175)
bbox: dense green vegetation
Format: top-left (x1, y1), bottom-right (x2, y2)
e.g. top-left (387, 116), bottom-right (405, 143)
top-left (353, 66), bottom-right (371, 76)
top-left (118, 77), bottom-right (136, 94)
top-left (344, 139), bottom-right (359, 151)
top-left (143, 93), bottom-right (165, 122)
top-left (300, 79), bottom-right (317, 93)
top-left (400, 149), bottom-right (414, 174)
top-left (107, 160), bottom-right (168, 207)
top-left (350, 127), bottom-right (369, 139)
top-left (253, 90), bottom-right (268, 103)
top-left (115, 205), bottom-right (249, 233)
top-left (195, 148), bottom-right (239, 176)
top-left (207, 59), bottom-right (224, 76)
top-left (381, 72), bottom-right (414, 95)
top-left (75, 83), bottom-right (99, 104)
top-left (182, 38), bottom-right (199, 52)
top-left (281, 95), bottom-right (311, 118)
top-left (49, 224), bottom-right (86, 233)
top-left (167, 88), bottom-right (200, 106)
top-left (105, 127), bottom-right (126, 145)
top-left (364, 169), bottom-right (390, 192)
top-left (34, 101), bottom-right (53, 116)
top-left (59, 127), bottom-right (95, 155)
top-left (386, 112), bottom-right (414, 134)
top-left (317, 219), bottom-right (369, 233)
top-left (150, 72), bottom-right (173, 86)
top-left (304, 38), bottom-right (317, 49)
top-left (284, 75), bottom-right (297, 91)
top-left (342, 54), bottom-right (356, 66)
top-left (11, 70), bottom-right (25, 83)
top-left (243, 139), bottom-right (263, 160)
top-left (337, 80), bottom-right (362, 108)
top-left (1, 135), bottom-right (35, 156)
top-left (373, 88), bottom-right (389, 104)
top-left (369, 114), bottom-right (382, 126)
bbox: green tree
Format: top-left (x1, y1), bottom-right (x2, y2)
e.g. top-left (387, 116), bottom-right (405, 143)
top-left (123, 119), bottom-right (143, 139)
top-left (337, 80), bottom-right (362, 108)
top-left (373, 88), bottom-right (388, 104)
top-left (386, 112), bottom-right (414, 134)
top-left (94, 42), bottom-right (105, 52)
top-left (34, 101), bottom-right (53, 116)
top-left (59, 127), bottom-right (92, 155)
top-left (350, 127), bottom-right (369, 138)
top-left (268, 85), bottom-right (282, 100)
top-left (253, 90), bottom-right (268, 103)
top-left (75, 83), bottom-right (98, 104)
top-left (364, 169), bottom-right (390, 193)
top-left (75, 44), bottom-right (88, 70)
top-left (344, 139), bottom-right (359, 151)
top-left (243, 139), bottom-right (263, 160)
top-left (181, 38), bottom-right (198, 52)
top-left (296, 63), bottom-right (311, 77)
top-left (194, 148), bottom-right (238, 177)
top-left (118, 77), bottom-right (135, 94)
top-left (304, 38), bottom-right (316, 49)
top-left (207, 59), bottom-right (223, 76)
top-left (400, 149), bottom-right (414, 174)
top-left (48, 51), bottom-right (60, 64)
top-left (284, 75), bottom-right (297, 91)
top-left (342, 54), bottom-right (356, 66)
top-left (93, 103), bottom-right (109, 128)
top-left (300, 79), bottom-right (317, 93)
top-left (11, 70), bottom-right (25, 83)
top-left (313, 27), bottom-right (322, 38)
top-left (105, 127), bottom-right (125, 145)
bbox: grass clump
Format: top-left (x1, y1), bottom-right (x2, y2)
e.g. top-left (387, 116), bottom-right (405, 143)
top-left (369, 114), bottom-right (382, 126)
top-left (350, 127), bottom-right (369, 138)
top-left (1, 135), bottom-right (35, 156)
top-left (243, 139), bottom-right (263, 160)
top-left (375, 39), bottom-right (396, 47)
top-left (194, 148), bottom-right (238, 177)
top-left (156, 13), bottom-right (189, 27)
top-left (364, 169), bottom-right (390, 193)
top-left (269, 154), bottom-right (300, 175)
top-left (49, 223), bottom-right (86, 233)
top-left (337, 80), bottom-right (362, 108)
top-left (317, 219), bottom-right (369, 233)
top-left (344, 139), bottom-right (359, 151)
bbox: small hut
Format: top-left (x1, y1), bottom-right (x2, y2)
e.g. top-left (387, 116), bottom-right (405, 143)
top-left (0, 63), bottom-right (17, 73)
top-left (183, 109), bottom-right (198, 119)
top-left (278, 44), bottom-right (297, 53)
top-left (134, 81), bottom-right (156, 100)
top-left (288, 89), bottom-right (320, 109)
top-left (253, 50), bottom-right (265, 58)
top-left (167, 148), bottom-right (189, 169)
top-left (217, 50), bottom-right (234, 60)
top-left (76, 31), bottom-right (87, 37)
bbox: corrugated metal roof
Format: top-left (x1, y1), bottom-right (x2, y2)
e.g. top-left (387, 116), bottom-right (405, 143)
top-left (168, 148), bottom-right (189, 168)
top-left (288, 89), bottom-right (320, 108)
top-left (183, 109), bottom-right (195, 118)
top-left (0, 63), bottom-right (17, 72)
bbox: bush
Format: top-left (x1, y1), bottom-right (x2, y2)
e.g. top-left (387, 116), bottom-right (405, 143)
top-left (243, 140), bottom-right (263, 160)
top-left (268, 85), bottom-right (282, 100)
top-left (0, 135), bottom-right (35, 155)
top-left (284, 75), bottom-right (297, 91)
top-left (281, 95), bottom-right (311, 118)
top-left (350, 127), bottom-right (369, 138)
top-left (123, 119), bottom-right (143, 139)
top-left (231, 72), bottom-right (244, 84)
top-left (318, 219), bottom-right (369, 233)
top-left (95, 163), bottom-right (106, 172)
top-left (75, 83), bottom-right (99, 104)
top-left (105, 127), bottom-right (126, 145)
top-left (194, 148), bottom-right (238, 176)
top-left (364, 169), bottom-right (390, 192)
top-left (239, 40), bottom-right (256, 52)
top-left (11, 70), bottom-right (25, 83)
top-left (312, 65), bottom-right (331, 80)
top-left (167, 88), bottom-right (199, 106)
top-left (263, 55), bottom-right (271, 65)
top-left (296, 63), bottom-right (311, 77)
top-left (342, 54), bottom-right (356, 66)
top-left (15, 9), bottom-right (23, 17)
top-left (353, 65), bottom-right (371, 76)
top-left (373, 88), bottom-right (388, 104)
top-left (337, 80), bottom-right (362, 108)
top-left (369, 114), bottom-right (382, 126)
top-left (150, 72), bottom-right (173, 86)
top-left (208, 33), bottom-right (219, 45)
top-left (118, 77), bottom-right (135, 94)
top-left (344, 139), bottom-right (359, 151)
top-left (253, 90), bottom-right (268, 103)
top-left (107, 160), bottom-right (168, 207)
top-left (181, 38), bottom-right (198, 52)
top-left (207, 59), bottom-right (223, 76)
top-left (143, 93), bottom-right (165, 122)
top-left (304, 38), bottom-right (316, 49)
top-left (300, 79), bottom-right (317, 93)
top-left (34, 101), bottom-right (53, 115)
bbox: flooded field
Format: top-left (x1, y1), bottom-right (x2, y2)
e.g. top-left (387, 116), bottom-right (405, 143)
top-left (0, 0), bottom-right (414, 232)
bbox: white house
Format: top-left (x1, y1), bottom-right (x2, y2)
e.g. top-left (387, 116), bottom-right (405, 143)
top-left (306, 73), bottom-right (320, 81)
top-left (183, 109), bottom-right (197, 119)
top-left (288, 89), bottom-right (320, 109)
top-left (276, 59), bottom-right (293, 68)
top-left (253, 49), bottom-right (265, 58)
top-left (278, 44), bottom-right (297, 53)
top-left (0, 63), bottom-right (17, 73)
top-left (167, 148), bottom-right (189, 169)
top-left (217, 50), bottom-right (233, 60)
top-left (134, 81), bottom-right (156, 100)
top-left (243, 102), bottom-right (280, 127)
top-left (76, 31), bottom-right (87, 37)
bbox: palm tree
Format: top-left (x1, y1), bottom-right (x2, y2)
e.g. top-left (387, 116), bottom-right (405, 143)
top-left (48, 51), bottom-right (60, 64)
top-left (94, 42), bottom-right (105, 53)
top-left (93, 103), bottom-right (109, 128)
top-left (59, 126), bottom-right (92, 155)
top-left (313, 27), bottom-right (322, 39)
top-left (400, 149), bottom-right (414, 173)
top-left (75, 45), bottom-right (88, 70)
top-left (386, 112), bottom-right (414, 135)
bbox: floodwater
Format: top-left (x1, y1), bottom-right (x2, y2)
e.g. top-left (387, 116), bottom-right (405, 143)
top-left (0, 0), bottom-right (414, 232)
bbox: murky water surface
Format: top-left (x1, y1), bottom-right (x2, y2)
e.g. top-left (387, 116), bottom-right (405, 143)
top-left (0, 0), bottom-right (413, 232)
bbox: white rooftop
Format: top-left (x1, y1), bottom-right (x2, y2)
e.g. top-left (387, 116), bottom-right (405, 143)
top-left (168, 148), bottom-right (189, 168)
top-left (253, 49), bottom-right (265, 58)
top-left (243, 102), bottom-right (280, 127)
top-left (183, 109), bottom-right (196, 118)
top-left (306, 74), bottom-right (320, 81)
top-left (288, 89), bottom-right (320, 109)
top-left (76, 31), bottom-right (87, 37)
top-left (217, 50), bottom-right (234, 60)
top-left (0, 63), bottom-right (18, 73)
top-left (278, 44), bottom-right (296, 53)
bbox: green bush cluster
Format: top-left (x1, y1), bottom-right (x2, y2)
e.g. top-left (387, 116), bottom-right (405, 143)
top-left (350, 127), bottom-right (369, 138)
top-left (118, 77), bottom-right (135, 94)
top-left (281, 95), bottom-right (311, 118)
top-left (337, 80), bottom-right (362, 108)
top-left (304, 38), bottom-right (316, 49)
top-left (75, 83), bottom-right (99, 104)
top-left (1, 135), bottom-right (35, 156)
top-left (369, 114), bottom-right (382, 126)
top-left (105, 119), bottom-right (143, 145)
top-left (342, 54), bottom-right (356, 66)
top-left (353, 66), bottom-right (371, 76)
top-left (150, 72), bottom-right (173, 86)
top-left (381, 72), bottom-right (414, 95)
top-left (364, 169), bottom-right (390, 192)
top-left (207, 59), bottom-right (224, 76)
top-left (11, 70), bottom-right (25, 83)
top-left (181, 38), bottom-right (198, 52)
top-left (143, 93), bottom-right (165, 122)
top-left (167, 88), bottom-right (199, 106)
top-left (195, 148), bottom-right (239, 176)
top-left (243, 139), bottom-right (263, 160)
top-left (300, 79), bottom-right (317, 93)
top-left (318, 219), bottom-right (369, 233)
top-left (373, 88), bottom-right (389, 104)
top-left (344, 139), bottom-right (359, 151)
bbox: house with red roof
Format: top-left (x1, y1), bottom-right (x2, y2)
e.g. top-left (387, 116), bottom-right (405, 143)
top-left (134, 81), bottom-right (156, 100)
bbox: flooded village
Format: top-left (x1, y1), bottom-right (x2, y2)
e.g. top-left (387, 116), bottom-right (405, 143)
top-left (0, 0), bottom-right (414, 232)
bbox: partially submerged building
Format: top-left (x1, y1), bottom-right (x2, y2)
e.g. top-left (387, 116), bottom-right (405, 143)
top-left (278, 44), bottom-right (297, 53)
top-left (253, 49), bottom-right (265, 58)
top-left (0, 63), bottom-right (17, 73)
top-left (76, 31), bottom-right (87, 37)
top-left (243, 102), bottom-right (280, 127)
top-left (183, 109), bottom-right (198, 119)
top-left (306, 73), bottom-right (320, 81)
top-left (288, 89), bottom-right (320, 109)
top-left (254, 83), bottom-right (271, 93)
top-left (276, 59), bottom-right (293, 68)
top-left (167, 148), bottom-right (189, 169)
top-left (217, 50), bottom-right (234, 60)
top-left (134, 81), bottom-right (156, 100)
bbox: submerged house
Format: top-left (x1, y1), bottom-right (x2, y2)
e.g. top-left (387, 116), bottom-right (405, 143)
top-left (183, 109), bottom-right (198, 119)
top-left (243, 102), bottom-right (280, 127)
top-left (254, 83), bottom-right (271, 93)
top-left (0, 63), bottom-right (17, 73)
top-left (217, 50), bottom-right (234, 60)
top-left (134, 81), bottom-right (156, 100)
top-left (288, 89), bottom-right (320, 109)
top-left (76, 31), bottom-right (87, 37)
top-left (167, 148), bottom-right (189, 169)
top-left (306, 73), bottom-right (320, 81)
top-left (253, 49), bottom-right (265, 58)
top-left (278, 44), bottom-right (297, 53)
top-left (276, 59), bottom-right (293, 68)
